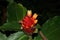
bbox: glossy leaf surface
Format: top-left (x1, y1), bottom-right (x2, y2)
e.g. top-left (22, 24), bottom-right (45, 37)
top-left (42, 16), bottom-right (60, 40)
top-left (0, 3), bottom-right (27, 31)
top-left (7, 31), bottom-right (28, 40)
top-left (0, 32), bottom-right (7, 40)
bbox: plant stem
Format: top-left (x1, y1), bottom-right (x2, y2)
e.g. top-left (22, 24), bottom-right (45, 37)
top-left (39, 31), bottom-right (48, 40)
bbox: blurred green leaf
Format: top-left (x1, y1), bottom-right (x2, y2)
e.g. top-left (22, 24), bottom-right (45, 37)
top-left (16, 3), bottom-right (27, 21)
top-left (7, 31), bottom-right (28, 40)
top-left (7, 3), bottom-right (27, 22)
top-left (0, 3), bottom-right (27, 31)
top-left (7, 3), bottom-right (17, 22)
top-left (36, 24), bottom-right (41, 29)
top-left (7, 0), bottom-right (14, 3)
top-left (0, 21), bottom-right (21, 31)
top-left (0, 32), bottom-right (7, 40)
top-left (42, 16), bottom-right (60, 40)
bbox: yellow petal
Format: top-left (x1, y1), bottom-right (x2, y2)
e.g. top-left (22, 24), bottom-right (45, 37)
top-left (27, 10), bottom-right (32, 17)
top-left (32, 13), bottom-right (38, 19)
top-left (34, 20), bottom-right (38, 24)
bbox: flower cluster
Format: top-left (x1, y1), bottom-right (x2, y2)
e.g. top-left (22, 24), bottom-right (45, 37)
top-left (19, 10), bottom-right (38, 35)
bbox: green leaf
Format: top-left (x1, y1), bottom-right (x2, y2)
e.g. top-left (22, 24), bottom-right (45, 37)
top-left (7, 3), bottom-right (17, 22)
top-left (7, 0), bottom-right (14, 3)
top-left (7, 3), bottom-right (27, 22)
top-left (0, 21), bottom-right (21, 31)
top-left (16, 3), bottom-right (27, 21)
top-left (0, 32), bottom-right (7, 40)
top-left (36, 24), bottom-right (41, 29)
top-left (7, 31), bottom-right (28, 40)
top-left (0, 3), bottom-right (27, 31)
top-left (42, 16), bottom-right (60, 40)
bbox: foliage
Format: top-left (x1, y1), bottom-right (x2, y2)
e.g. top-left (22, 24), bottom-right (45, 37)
top-left (0, 2), bottom-right (27, 31)
top-left (0, 0), bottom-right (60, 40)
top-left (0, 32), bottom-right (7, 40)
top-left (7, 31), bottom-right (28, 40)
top-left (42, 16), bottom-right (60, 40)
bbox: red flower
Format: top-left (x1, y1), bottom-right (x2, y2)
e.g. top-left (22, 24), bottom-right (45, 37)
top-left (19, 10), bottom-right (38, 35)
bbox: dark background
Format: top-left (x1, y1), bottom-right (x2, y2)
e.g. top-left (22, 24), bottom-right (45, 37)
top-left (0, 0), bottom-right (60, 36)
